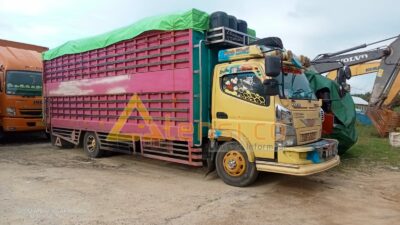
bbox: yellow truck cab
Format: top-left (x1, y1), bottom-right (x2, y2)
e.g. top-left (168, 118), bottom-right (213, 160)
top-left (209, 40), bottom-right (339, 186)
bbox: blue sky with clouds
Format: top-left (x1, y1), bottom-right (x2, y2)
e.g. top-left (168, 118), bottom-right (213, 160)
top-left (1, 0), bottom-right (398, 93)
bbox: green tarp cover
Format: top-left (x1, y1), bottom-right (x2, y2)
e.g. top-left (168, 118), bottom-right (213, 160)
top-left (43, 9), bottom-right (208, 60)
top-left (43, 9), bottom-right (256, 61)
top-left (305, 70), bottom-right (358, 154)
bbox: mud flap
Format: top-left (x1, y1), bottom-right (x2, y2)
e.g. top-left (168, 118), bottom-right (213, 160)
top-left (205, 140), bottom-right (217, 176)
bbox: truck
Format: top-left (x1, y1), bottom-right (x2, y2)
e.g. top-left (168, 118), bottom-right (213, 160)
top-left (0, 39), bottom-right (48, 138)
top-left (43, 9), bottom-right (339, 186)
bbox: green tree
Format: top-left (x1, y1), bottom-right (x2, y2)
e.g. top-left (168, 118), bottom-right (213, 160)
top-left (353, 92), bottom-right (371, 102)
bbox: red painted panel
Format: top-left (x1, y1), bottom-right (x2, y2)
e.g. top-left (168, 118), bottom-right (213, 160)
top-left (322, 113), bottom-right (334, 135)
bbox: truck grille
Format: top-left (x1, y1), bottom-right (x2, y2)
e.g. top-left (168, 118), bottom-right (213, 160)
top-left (19, 109), bottom-right (42, 117)
top-left (300, 131), bottom-right (317, 143)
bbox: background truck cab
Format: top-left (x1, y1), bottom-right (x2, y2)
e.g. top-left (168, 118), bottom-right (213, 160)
top-left (0, 39), bottom-right (48, 138)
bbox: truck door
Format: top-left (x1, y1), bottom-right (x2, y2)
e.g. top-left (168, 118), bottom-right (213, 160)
top-left (212, 63), bottom-right (276, 160)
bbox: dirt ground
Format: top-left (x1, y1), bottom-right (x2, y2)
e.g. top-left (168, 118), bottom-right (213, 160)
top-left (0, 134), bottom-right (399, 225)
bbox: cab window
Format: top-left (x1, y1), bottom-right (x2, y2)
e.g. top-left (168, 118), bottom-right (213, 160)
top-left (221, 72), bottom-right (266, 106)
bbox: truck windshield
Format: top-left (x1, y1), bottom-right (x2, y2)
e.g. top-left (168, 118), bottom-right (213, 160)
top-left (6, 71), bottom-right (42, 97)
top-left (273, 68), bottom-right (316, 100)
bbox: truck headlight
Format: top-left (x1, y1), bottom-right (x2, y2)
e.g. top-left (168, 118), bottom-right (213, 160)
top-left (275, 105), bottom-right (297, 146)
top-left (276, 124), bottom-right (297, 147)
top-left (276, 105), bottom-right (292, 124)
top-left (284, 125), bottom-right (297, 146)
top-left (6, 107), bottom-right (16, 116)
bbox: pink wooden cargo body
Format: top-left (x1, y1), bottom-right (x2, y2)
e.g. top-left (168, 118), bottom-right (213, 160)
top-left (43, 30), bottom-right (204, 166)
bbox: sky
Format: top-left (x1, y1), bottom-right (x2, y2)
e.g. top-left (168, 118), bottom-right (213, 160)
top-left (1, 0), bottom-right (399, 93)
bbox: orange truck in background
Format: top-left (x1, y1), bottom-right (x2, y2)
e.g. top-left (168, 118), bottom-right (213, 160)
top-left (0, 39), bottom-right (48, 138)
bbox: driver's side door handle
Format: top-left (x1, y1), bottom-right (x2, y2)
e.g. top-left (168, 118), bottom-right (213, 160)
top-left (216, 112), bottom-right (228, 119)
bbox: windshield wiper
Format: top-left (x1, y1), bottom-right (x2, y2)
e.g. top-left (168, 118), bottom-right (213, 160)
top-left (292, 88), bottom-right (305, 95)
top-left (292, 89), bottom-right (315, 100)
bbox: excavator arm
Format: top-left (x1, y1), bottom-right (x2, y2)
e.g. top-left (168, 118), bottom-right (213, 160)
top-left (369, 37), bottom-right (400, 107)
top-left (310, 36), bottom-right (400, 109)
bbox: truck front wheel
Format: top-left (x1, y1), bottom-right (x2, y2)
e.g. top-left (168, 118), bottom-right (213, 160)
top-left (83, 132), bottom-right (103, 158)
top-left (215, 141), bottom-right (258, 187)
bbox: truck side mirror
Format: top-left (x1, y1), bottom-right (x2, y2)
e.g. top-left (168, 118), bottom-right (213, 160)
top-left (265, 56), bottom-right (281, 77)
top-left (263, 79), bottom-right (280, 96)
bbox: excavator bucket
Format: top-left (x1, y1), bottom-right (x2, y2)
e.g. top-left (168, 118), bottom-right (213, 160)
top-left (366, 108), bottom-right (400, 137)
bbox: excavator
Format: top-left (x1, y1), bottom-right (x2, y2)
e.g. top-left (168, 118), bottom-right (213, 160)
top-left (308, 35), bottom-right (400, 139)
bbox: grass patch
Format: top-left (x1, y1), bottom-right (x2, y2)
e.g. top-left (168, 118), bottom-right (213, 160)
top-left (340, 124), bottom-right (400, 170)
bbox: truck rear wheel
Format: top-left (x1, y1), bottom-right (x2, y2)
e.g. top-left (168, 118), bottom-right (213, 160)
top-left (51, 134), bottom-right (75, 149)
top-left (215, 141), bottom-right (258, 187)
top-left (83, 132), bottom-right (103, 158)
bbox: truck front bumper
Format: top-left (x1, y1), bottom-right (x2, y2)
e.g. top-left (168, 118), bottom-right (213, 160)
top-left (2, 117), bottom-right (45, 132)
top-left (255, 139), bottom-right (340, 176)
top-left (256, 155), bottom-right (339, 176)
